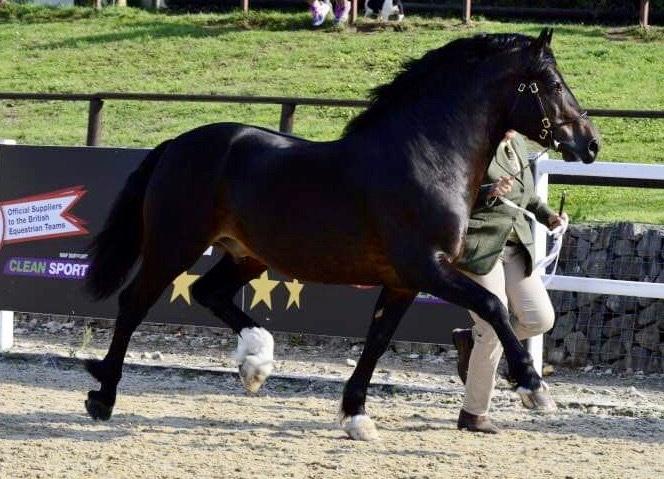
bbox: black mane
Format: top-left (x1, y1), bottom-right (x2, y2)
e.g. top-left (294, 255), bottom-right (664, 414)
top-left (344, 33), bottom-right (554, 135)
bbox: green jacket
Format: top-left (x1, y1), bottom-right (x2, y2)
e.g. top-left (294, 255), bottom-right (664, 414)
top-left (455, 134), bottom-right (556, 276)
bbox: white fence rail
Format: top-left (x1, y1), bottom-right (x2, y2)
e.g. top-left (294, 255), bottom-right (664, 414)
top-left (528, 156), bottom-right (664, 374)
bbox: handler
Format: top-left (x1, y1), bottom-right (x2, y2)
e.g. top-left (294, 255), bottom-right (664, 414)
top-left (453, 130), bottom-right (568, 434)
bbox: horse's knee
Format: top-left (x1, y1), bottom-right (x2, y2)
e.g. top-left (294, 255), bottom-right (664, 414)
top-left (190, 279), bottom-right (210, 306)
top-left (191, 264), bottom-right (241, 308)
top-left (191, 277), bottom-right (227, 308)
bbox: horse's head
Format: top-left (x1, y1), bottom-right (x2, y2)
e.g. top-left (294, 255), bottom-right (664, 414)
top-left (509, 28), bottom-right (600, 164)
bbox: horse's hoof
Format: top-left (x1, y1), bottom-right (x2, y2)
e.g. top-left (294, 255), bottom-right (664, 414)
top-left (85, 391), bottom-right (113, 421)
top-left (342, 415), bottom-right (380, 441)
top-left (239, 356), bottom-right (273, 394)
top-left (235, 327), bottom-right (274, 394)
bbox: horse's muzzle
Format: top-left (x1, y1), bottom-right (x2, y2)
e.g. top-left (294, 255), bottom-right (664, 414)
top-left (585, 138), bottom-right (600, 163)
top-left (559, 137), bottom-right (600, 164)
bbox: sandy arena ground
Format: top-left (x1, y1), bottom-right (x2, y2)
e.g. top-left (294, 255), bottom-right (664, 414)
top-left (1, 318), bottom-right (663, 479)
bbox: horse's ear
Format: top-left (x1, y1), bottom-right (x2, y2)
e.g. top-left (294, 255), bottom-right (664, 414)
top-left (534, 27), bottom-right (553, 50)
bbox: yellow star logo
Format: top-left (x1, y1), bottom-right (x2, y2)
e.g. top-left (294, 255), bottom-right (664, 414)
top-left (284, 279), bottom-right (304, 309)
top-left (170, 271), bottom-right (200, 305)
top-left (249, 271), bottom-right (279, 310)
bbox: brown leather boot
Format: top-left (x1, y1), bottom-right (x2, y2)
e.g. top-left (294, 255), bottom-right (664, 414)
top-left (452, 328), bottom-right (473, 385)
top-left (457, 409), bottom-right (500, 434)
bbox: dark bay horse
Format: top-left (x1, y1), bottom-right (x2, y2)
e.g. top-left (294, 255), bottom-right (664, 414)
top-left (84, 29), bottom-right (599, 440)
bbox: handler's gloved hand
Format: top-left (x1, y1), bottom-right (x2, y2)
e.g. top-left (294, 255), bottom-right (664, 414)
top-left (488, 175), bottom-right (514, 198)
top-left (547, 212), bottom-right (569, 230)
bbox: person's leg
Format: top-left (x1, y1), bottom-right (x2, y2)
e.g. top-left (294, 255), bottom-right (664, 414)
top-left (309, 0), bottom-right (331, 27)
top-left (503, 244), bottom-right (557, 411)
top-left (503, 245), bottom-right (555, 340)
top-left (456, 255), bottom-right (508, 433)
top-left (333, 0), bottom-right (351, 24)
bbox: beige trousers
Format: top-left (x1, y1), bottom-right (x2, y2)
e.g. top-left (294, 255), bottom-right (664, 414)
top-left (461, 244), bottom-right (555, 416)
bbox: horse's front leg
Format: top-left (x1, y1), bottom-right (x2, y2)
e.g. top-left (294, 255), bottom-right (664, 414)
top-left (341, 287), bottom-right (416, 441)
top-left (399, 250), bottom-right (543, 395)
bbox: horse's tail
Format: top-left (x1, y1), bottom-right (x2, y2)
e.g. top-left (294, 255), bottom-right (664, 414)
top-left (86, 140), bottom-right (171, 300)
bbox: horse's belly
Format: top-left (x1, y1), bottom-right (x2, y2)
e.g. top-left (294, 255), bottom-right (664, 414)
top-left (220, 226), bottom-right (396, 286)
top-left (263, 248), bottom-right (396, 286)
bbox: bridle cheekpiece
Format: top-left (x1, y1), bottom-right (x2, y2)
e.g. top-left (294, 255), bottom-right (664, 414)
top-left (515, 81), bottom-right (588, 151)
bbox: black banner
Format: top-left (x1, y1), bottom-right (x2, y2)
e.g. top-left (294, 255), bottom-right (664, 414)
top-left (0, 145), bottom-right (470, 343)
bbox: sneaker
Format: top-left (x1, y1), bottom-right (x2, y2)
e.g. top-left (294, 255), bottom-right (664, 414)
top-left (310, 0), bottom-right (331, 27)
top-left (333, 0), bottom-right (351, 25)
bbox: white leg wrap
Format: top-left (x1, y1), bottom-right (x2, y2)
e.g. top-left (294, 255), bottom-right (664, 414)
top-left (341, 414), bottom-right (380, 441)
top-left (516, 380), bottom-right (548, 395)
top-left (235, 327), bottom-right (274, 393)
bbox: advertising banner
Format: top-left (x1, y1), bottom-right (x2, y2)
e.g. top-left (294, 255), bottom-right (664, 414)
top-left (0, 145), bottom-right (470, 343)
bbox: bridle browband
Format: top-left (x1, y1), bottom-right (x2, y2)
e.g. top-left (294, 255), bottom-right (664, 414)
top-left (513, 81), bottom-right (588, 151)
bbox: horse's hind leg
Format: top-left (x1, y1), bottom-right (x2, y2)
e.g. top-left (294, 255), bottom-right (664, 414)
top-left (341, 287), bottom-right (415, 441)
top-left (85, 250), bottom-right (203, 420)
top-left (191, 254), bottom-right (273, 393)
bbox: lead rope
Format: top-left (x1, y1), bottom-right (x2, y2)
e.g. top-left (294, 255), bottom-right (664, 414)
top-left (488, 142), bottom-right (567, 286)
top-left (497, 196), bottom-right (566, 286)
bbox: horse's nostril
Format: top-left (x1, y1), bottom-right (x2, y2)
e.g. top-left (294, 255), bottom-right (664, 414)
top-left (587, 138), bottom-right (599, 157)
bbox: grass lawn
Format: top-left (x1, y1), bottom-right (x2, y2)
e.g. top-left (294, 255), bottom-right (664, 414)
top-left (1, 5), bottom-right (663, 223)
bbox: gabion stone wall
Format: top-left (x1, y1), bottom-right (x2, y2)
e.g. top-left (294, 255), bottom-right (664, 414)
top-left (545, 223), bottom-right (664, 372)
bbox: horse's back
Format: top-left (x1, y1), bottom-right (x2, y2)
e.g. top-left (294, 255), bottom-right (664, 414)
top-left (142, 122), bottom-right (393, 284)
top-left (141, 123), bottom-right (302, 250)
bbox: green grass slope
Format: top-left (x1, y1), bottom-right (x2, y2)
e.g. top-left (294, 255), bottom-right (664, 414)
top-left (1, 6), bottom-right (663, 222)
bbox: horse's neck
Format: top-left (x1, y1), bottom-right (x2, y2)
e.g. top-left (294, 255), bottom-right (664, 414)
top-left (382, 93), bottom-right (508, 176)
top-left (345, 77), bottom-right (513, 207)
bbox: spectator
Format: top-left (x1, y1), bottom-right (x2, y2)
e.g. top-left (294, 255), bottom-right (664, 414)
top-left (308, 0), bottom-right (352, 27)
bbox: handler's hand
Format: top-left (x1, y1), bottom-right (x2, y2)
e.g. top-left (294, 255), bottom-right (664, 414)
top-left (548, 212), bottom-right (569, 230)
top-left (489, 175), bottom-right (514, 198)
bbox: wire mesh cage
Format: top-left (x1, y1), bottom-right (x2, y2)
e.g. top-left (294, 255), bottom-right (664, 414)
top-left (545, 223), bottom-right (664, 372)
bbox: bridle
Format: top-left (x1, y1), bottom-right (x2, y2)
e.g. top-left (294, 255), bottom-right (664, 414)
top-left (513, 81), bottom-right (588, 151)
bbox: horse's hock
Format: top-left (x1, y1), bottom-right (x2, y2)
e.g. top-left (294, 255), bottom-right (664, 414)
top-left (546, 222), bottom-right (664, 372)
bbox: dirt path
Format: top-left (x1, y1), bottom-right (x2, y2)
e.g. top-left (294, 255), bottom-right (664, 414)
top-left (1, 319), bottom-right (663, 478)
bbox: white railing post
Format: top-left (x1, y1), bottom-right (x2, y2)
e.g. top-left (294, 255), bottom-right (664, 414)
top-left (0, 311), bottom-right (14, 352)
top-left (528, 153), bottom-right (550, 376)
top-left (0, 139), bottom-right (17, 352)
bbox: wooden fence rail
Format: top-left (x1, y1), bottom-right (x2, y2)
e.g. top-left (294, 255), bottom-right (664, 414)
top-left (0, 91), bottom-right (662, 146)
top-left (459, 0), bottom-right (651, 26)
top-left (233, 1), bottom-right (653, 26)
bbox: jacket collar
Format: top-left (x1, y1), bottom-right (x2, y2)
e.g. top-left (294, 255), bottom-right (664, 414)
top-left (495, 140), bottom-right (527, 186)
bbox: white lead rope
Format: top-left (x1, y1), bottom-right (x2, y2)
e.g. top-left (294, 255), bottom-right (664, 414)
top-left (498, 197), bottom-right (567, 286)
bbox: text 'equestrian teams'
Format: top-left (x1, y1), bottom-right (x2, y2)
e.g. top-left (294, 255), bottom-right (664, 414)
top-left (8, 222), bottom-right (66, 236)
